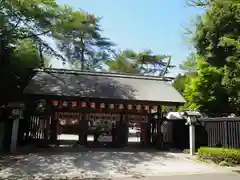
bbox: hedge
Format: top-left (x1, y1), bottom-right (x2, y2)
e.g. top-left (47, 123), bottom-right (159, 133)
top-left (197, 147), bottom-right (240, 165)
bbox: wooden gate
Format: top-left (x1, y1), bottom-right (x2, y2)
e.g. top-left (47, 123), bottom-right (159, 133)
top-left (17, 115), bottom-right (52, 147)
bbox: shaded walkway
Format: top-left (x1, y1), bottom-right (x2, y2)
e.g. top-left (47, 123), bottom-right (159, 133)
top-left (0, 148), bottom-right (231, 179)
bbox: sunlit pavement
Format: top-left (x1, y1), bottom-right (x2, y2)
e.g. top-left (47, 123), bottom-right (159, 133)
top-left (58, 134), bottom-right (141, 142)
top-left (0, 134), bottom-right (238, 179)
top-left (114, 173), bottom-right (240, 180)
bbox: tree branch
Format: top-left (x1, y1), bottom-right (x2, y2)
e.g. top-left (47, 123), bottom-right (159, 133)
top-left (0, 18), bottom-right (21, 39)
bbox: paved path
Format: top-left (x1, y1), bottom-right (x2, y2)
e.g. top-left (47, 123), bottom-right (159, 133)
top-left (0, 150), bottom-right (235, 180)
top-left (114, 173), bottom-right (240, 180)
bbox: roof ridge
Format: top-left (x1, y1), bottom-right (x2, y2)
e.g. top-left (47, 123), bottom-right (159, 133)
top-left (35, 68), bottom-right (174, 81)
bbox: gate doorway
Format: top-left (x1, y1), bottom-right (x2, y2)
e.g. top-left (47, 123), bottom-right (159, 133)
top-left (84, 113), bottom-right (120, 147)
top-left (55, 112), bottom-right (81, 147)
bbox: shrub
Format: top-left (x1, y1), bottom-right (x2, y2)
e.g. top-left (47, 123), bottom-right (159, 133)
top-left (197, 147), bottom-right (240, 165)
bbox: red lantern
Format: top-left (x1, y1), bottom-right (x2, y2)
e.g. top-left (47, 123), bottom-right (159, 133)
top-left (119, 104), bottom-right (124, 109)
top-left (52, 100), bottom-right (58, 106)
top-left (144, 105), bottom-right (149, 110)
top-left (62, 101), bottom-right (68, 107)
top-left (100, 103), bottom-right (105, 108)
top-left (109, 104), bottom-right (114, 109)
top-left (72, 101), bottom-right (77, 107)
top-left (136, 104), bottom-right (141, 110)
top-left (91, 102), bottom-right (96, 108)
top-left (128, 104), bottom-right (132, 110)
top-left (81, 102), bottom-right (86, 107)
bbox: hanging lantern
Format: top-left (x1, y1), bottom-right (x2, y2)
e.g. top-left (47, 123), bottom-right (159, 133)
top-left (109, 104), bottom-right (114, 109)
top-left (144, 105), bottom-right (149, 110)
top-left (81, 101), bottom-right (86, 107)
top-left (91, 102), bottom-right (96, 108)
top-left (136, 104), bottom-right (141, 110)
top-left (119, 104), bottom-right (124, 109)
top-left (62, 101), bottom-right (68, 107)
top-left (152, 105), bottom-right (158, 111)
top-left (52, 100), bottom-right (58, 106)
top-left (127, 104), bottom-right (132, 110)
top-left (100, 103), bottom-right (105, 108)
top-left (72, 101), bottom-right (77, 107)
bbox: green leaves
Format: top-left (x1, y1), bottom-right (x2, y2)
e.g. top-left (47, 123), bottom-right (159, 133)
top-left (182, 0), bottom-right (240, 115)
top-left (106, 50), bottom-right (173, 76)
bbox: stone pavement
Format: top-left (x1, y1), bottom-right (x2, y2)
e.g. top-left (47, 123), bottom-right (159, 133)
top-left (0, 149), bottom-right (235, 180)
top-left (114, 173), bottom-right (240, 180)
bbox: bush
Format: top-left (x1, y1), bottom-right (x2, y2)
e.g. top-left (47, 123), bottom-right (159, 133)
top-left (197, 147), bottom-right (240, 165)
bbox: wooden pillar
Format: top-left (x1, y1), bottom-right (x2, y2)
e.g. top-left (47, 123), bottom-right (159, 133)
top-left (50, 111), bottom-right (57, 144)
top-left (146, 115), bottom-right (152, 146)
top-left (78, 112), bottom-right (87, 145)
top-left (156, 105), bottom-right (163, 149)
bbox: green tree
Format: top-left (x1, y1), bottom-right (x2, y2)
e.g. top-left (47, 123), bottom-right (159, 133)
top-left (106, 49), bottom-right (174, 76)
top-left (55, 11), bottom-right (114, 70)
top-left (0, 0), bottom-right (68, 66)
top-left (173, 53), bottom-right (198, 95)
top-left (0, 38), bottom-right (43, 104)
top-left (183, 0), bottom-right (240, 115)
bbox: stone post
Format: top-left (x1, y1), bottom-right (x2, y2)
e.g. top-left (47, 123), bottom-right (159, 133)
top-left (188, 117), bottom-right (196, 156)
top-left (10, 118), bottom-right (19, 152)
top-left (184, 111), bottom-right (201, 156)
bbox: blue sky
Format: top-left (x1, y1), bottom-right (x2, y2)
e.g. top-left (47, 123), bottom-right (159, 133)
top-left (53, 0), bottom-right (203, 76)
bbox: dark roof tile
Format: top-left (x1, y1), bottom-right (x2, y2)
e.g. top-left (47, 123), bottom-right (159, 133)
top-left (23, 69), bottom-right (186, 104)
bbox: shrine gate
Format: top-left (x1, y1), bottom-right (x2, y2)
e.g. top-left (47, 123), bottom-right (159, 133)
top-left (15, 68), bottom-right (185, 149)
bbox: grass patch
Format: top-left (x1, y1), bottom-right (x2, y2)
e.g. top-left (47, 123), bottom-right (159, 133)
top-left (197, 147), bottom-right (240, 166)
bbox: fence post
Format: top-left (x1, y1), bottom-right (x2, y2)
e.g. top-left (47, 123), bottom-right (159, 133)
top-left (224, 120), bottom-right (228, 148)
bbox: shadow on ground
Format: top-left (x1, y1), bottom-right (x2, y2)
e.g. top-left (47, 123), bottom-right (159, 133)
top-left (0, 147), bottom-right (177, 179)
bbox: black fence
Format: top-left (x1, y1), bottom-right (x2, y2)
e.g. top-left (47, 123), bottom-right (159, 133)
top-left (162, 117), bottom-right (240, 150)
top-left (161, 119), bottom-right (189, 150)
top-left (197, 117), bottom-right (240, 149)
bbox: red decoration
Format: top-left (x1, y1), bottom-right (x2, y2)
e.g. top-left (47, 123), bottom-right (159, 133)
top-left (52, 100), bottom-right (58, 106)
top-left (72, 101), bottom-right (77, 107)
top-left (119, 104), bottom-right (124, 109)
top-left (100, 103), bottom-right (105, 108)
top-left (109, 104), bottom-right (114, 109)
top-left (81, 102), bottom-right (86, 107)
top-left (90, 102), bottom-right (96, 108)
top-left (62, 101), bottom-right (68, 107)
top-left (128, 104), bottom-right (132, 110)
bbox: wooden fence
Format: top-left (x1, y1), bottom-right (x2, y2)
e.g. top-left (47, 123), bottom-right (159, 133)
top-left (197, 117), bottom-right (240, 148)
top-left (162, 117), bottom-right (240, 150)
